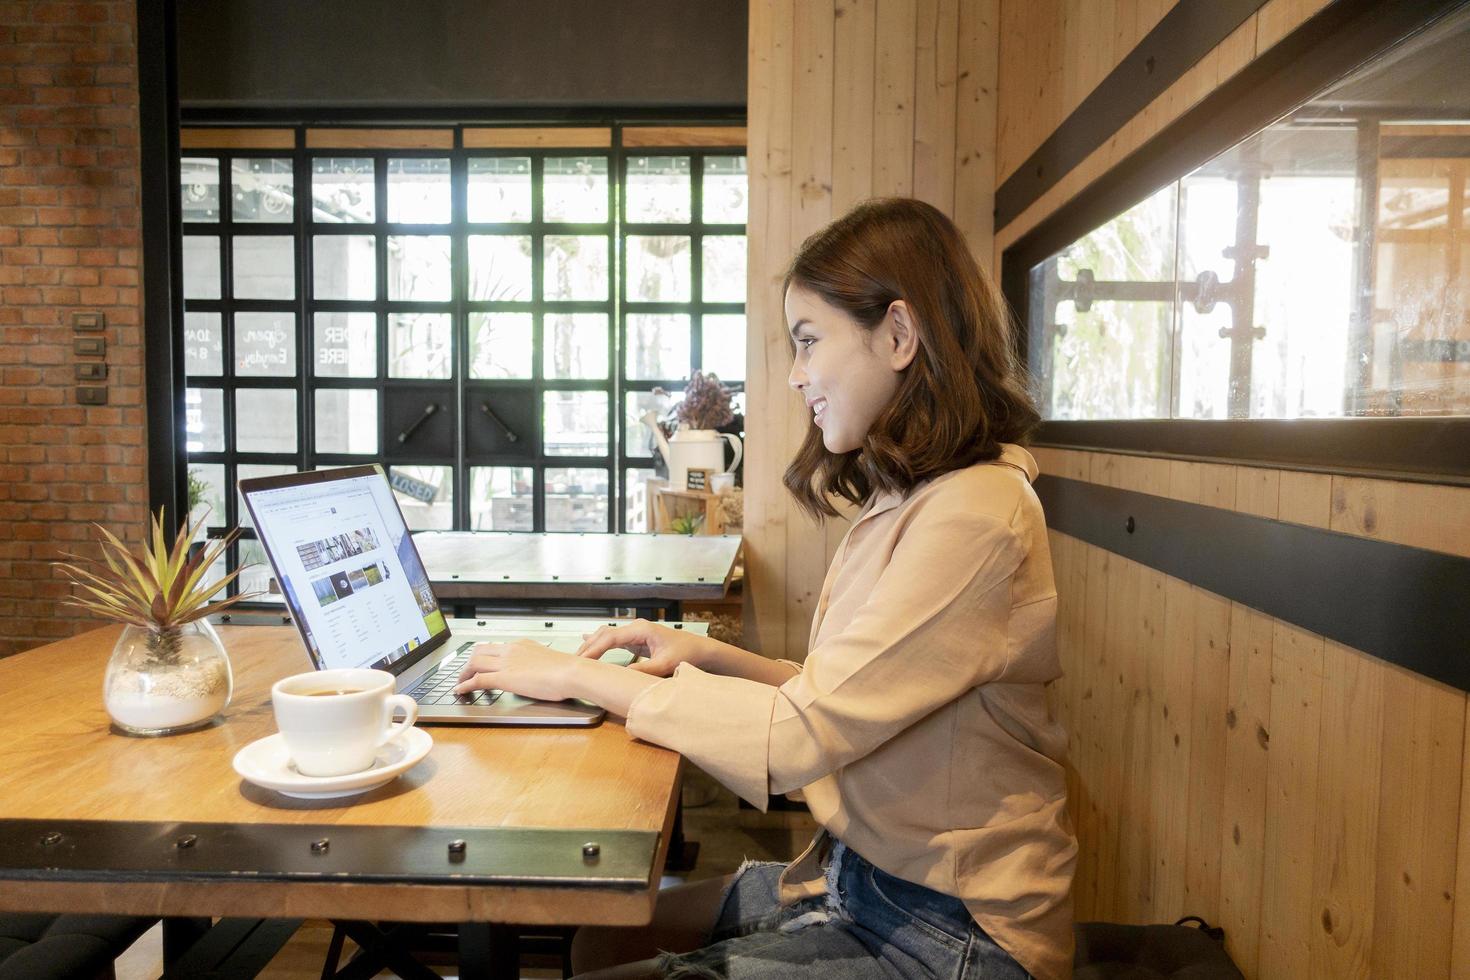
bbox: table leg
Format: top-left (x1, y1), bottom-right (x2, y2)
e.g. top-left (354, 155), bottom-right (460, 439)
top-left (457, 922), bottom-right (520, 980)
top-left (162, 917), bottom-right (302, 979)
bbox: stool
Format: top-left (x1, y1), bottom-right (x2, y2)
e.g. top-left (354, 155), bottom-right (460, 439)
top-left (0, 913), bottom-right (156, 980)
top-left (1075, 919), bottom-right (1244, 979)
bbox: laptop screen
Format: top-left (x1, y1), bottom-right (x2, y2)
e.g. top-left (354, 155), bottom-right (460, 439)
top-left (241, 466), bottom-right (450, 672)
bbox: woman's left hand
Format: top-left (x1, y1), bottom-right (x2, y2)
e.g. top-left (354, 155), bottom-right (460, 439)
top-left (454, 640), bottom-right (581, 702)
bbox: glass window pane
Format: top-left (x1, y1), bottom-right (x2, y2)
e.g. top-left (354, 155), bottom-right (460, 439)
top-left (469, 466), bottom-right (534, 531)
top-left (314, 389), bottom-right (379, 454)
top-left (703, 155), bottom-right (748, 224)
top-left (388, 312), bottom-right (452, 379)
top-left (237, 463), bottom-right (295, 529)
top-left (234, 312), bottom-right (296, 377)
top-left (544, 156), bottom-right (608, 222)
top-left (235, 389), bottom-right (298, 453)
top-left (314, 312), bottom-right (377, 378)
top-left (468, 157), bottom-right (531, 222)
top-left (313, 234), bottom-right (376, 300)
top-left (186, 462), bottom-right (226, 534)
top-left (544, 313), bottom-right (609, 379)
top-left (545, 467), bottom-right (609, 532)
top-left (389, 465), bottom-right (453, 531)
top-left (544, 235), bottom-right (608, 301)
top-left (387, 235), bottom-right (451, 301)
top-left (231, 157), bottom-right (293, 223)
top-left (1039, 184), bottom-right (1176, 420)
top-left (626, 156), bottom-right (691, 223)
top-left (701, 314), bottom-right (746, 381)
top-left (184, 312), bottom-right (222, 376)
top-left (625, 390), bottom-right (683, 458)
top-left (185, 387), bottom-right (224, 453)
top-left (469, 312), bottom-right (533, 379)
top-left (543, 391), bottom-right (608, 457)
top-left (237, 537), bottom-right (278, 597)
top-left (627, 235), bottom-right (691, 302)
top-left (311, 157), bottom-right (375, 223)
top-left (387, 157), bottom-right (451, 224)
top-left (468, 234), bottom-right (532, 301)
top-left (625, 467), bottom-right (656, 533)
top-left (701, 235), bottom-right (746, 302)
top-left (182, 235), bottom-right (220, 299)
top-left (1251, 169), bottom-right (1356, 419)
top-left (627, 313), bottom-right (691, 380)
top-left (181, 157), bottom-right (220, 222)
top-left (232, 235), bottom-right (295, 300)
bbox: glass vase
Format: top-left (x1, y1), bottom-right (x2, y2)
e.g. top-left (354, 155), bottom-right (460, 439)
top-left (103, 619), bottom-right (233, 736)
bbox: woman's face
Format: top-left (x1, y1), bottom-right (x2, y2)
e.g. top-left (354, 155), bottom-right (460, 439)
top-left (785, 285), bottom-right (916, 454)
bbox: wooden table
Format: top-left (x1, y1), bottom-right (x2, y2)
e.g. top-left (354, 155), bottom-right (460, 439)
top-left (414, 531), bottom-right (743, 619)
top-left (0, 625), bottom-right (682, 977)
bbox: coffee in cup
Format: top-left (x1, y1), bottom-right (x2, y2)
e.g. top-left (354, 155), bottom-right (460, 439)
top-left (271, 668), bottom-right (418, 777)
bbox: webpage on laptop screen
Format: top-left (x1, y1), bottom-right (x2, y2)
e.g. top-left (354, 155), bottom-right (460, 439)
top-left (249, 473), bottom-right (448, 670)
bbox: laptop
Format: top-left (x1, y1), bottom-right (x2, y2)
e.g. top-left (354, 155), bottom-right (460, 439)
top-left (239, 464), bottom-right (605, 726)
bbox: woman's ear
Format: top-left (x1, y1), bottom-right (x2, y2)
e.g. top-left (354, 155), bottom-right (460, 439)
top-left (886, 300), bottom-right (920, 371)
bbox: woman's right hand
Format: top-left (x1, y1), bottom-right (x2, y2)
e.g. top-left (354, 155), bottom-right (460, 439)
top-left (575, 619), bottom-right (711, 677)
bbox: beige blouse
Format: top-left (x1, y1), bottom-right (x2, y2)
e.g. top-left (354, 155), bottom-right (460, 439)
top-left (627, 444), bottom-right (1077, 980)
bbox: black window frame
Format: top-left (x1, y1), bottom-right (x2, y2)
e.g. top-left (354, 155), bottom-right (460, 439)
top-left (176, 122), bottom-right (747, 595)
top-left (999, 0), bottom-right (1470, 486)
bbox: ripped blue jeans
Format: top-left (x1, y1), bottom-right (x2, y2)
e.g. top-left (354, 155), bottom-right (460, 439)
top-left (656, 842), bottom-right (1032, 979)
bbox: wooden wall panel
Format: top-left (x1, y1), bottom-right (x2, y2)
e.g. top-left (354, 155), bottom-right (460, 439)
top-left (1036, 448), bottom-right (1470, 979)
top-left (744, 0), bottom-right (1000, 659)
top-left (998, 5), bottom-right (1461, 978)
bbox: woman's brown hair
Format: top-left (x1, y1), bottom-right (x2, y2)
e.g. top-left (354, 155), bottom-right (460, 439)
top-left (782, 198), bottom-right (1039, 519)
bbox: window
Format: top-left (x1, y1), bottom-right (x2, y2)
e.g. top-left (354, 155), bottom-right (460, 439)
top-left (180, 125), bottom-right (747, 594)
top-left (1025, 7), bottom-right (1470, 423)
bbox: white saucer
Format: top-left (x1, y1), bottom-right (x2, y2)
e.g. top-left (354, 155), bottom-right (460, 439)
top-left (232, 727), bottom-right (433, 799)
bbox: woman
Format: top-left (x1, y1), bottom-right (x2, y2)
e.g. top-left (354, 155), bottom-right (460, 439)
top-left (455, 198), bottom-right (1077, 979)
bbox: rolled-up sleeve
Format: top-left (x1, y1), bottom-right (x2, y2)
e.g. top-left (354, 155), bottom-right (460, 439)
top-left (628, 501), bottom-right (1026, 809)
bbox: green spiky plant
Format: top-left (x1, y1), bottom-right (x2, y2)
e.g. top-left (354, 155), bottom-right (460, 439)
top-left (54, 508), bottom-right (258, 665)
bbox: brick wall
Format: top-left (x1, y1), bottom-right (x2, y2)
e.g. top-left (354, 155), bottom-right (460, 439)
top-left (0, 0), bottom-right (148, 657)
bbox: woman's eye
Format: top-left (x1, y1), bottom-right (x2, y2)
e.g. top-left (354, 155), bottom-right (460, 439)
top-left (797, 337), bottom-right (815, 349)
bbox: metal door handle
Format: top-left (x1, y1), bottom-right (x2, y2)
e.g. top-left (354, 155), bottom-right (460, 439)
top-left (397, 403), bottom-right (439, 444)
top-left (479, 401), bottom-right (519, 443)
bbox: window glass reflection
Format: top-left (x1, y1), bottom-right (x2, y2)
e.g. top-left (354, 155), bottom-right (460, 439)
top-left (1029, 5), bottom-right (1470, 420)
top-left (470, 467), bottom-right (534, 531)
top-left (231, 158), bottom-right (293, 223)
top-left (545, 467), bottom-right (610, 532)
top-left (312, 158), bottom-right (374, 223)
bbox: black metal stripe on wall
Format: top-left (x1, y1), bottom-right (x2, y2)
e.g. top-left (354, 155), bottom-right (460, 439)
top-left (994, 0), bottom-right (1268, 230)
top-left (1034, 475), bottom-right (1470, 692)
top-left (1032, 419), bottom-right (1470, 487)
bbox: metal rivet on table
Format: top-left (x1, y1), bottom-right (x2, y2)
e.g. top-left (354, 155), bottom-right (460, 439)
top-left (655, 576), bottom-right (662, 581)
top-left (544, 621), bottom-right (554, 628)
top-left (176, 834), bottom-right (197, 849)
top-left (40, 831), bottom-right (61, 846)
top-left (448, 839), bottom-right (467, 855)
top-left (697, 577), bottom-right (705, 582)
top-left (582, 842), bottom-right (600, 859)
top-left (1125, 516), bottom-right (1136, 534)
top-left (552, 575), bottom-right (559, 580)
top-left (311, 838), bottom-right (330, 853)
top-left (451, 574), bottom-right (459, 579)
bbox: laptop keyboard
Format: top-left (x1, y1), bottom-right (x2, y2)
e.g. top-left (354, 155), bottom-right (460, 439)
top-left (406, 644), bottom-right (503, 706)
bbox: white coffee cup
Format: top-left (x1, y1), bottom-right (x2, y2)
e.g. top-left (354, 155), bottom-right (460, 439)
top-left (271, 668), bottom-right (418, 777)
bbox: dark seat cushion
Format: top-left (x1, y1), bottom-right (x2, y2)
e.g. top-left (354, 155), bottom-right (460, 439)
top-left (0, 913), bottom-right (156, 980)
top-left (1075, 921), bottom-right (1244, 980)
